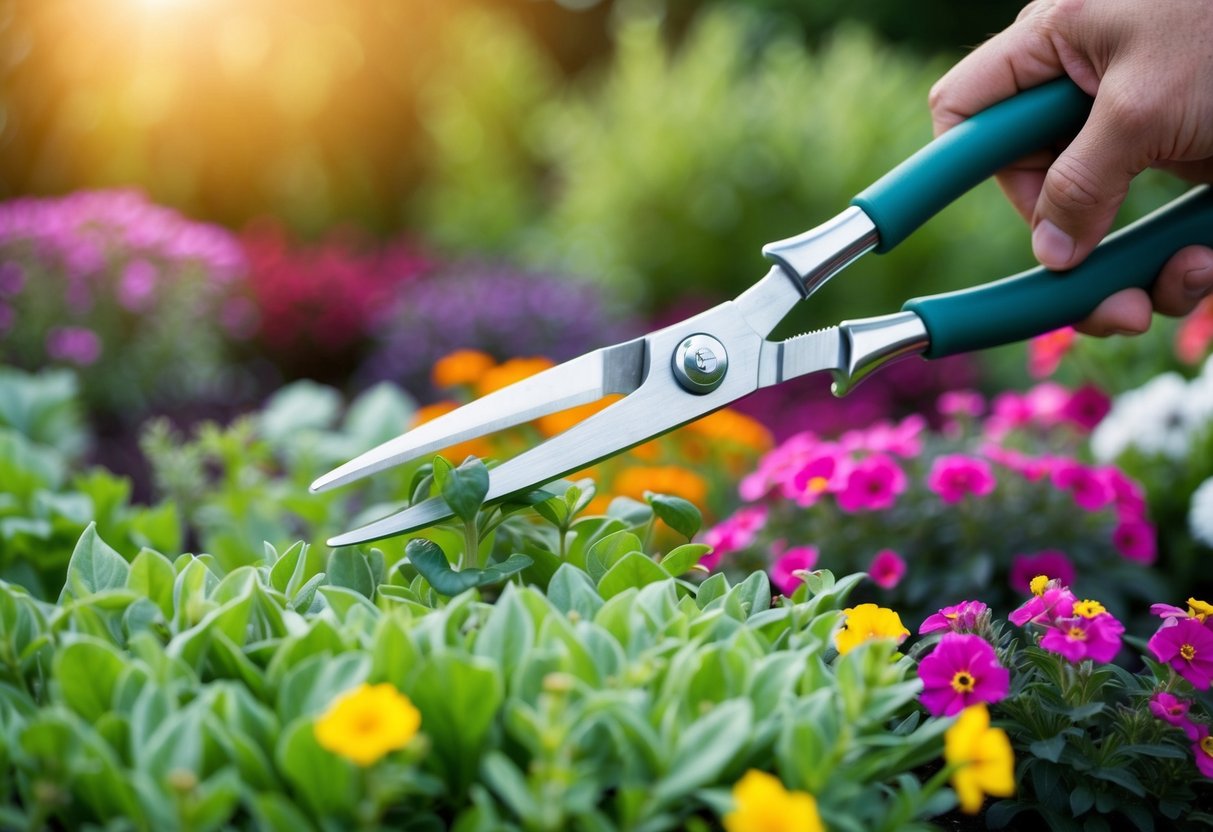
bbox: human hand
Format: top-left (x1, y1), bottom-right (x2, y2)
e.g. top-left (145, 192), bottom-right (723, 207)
top-left (929, 0), bottom-right (1213, 336)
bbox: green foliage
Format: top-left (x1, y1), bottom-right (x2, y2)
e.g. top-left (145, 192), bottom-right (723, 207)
top-left (0, 515), bottom-right (957, 830)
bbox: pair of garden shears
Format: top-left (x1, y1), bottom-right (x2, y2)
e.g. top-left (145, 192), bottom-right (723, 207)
top-left (313, 78), bottom-right (1213, 547)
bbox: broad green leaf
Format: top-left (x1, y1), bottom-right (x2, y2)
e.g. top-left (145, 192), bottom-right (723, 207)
top-left (481, 751), bottom-right (541, 825)
top-left (343, 382), bottom-right (415, 447)
top-left (252, 792), bottom-right (319, 832)
top-left (473, 585), bottom-right (534, 679)
top-left (371, 612), bottom-right (422, 690)
top-left (651, 699), bottom-right (753, 806)
top-left (428, 455), bottom-right (487, 524)
top-left (258, 381), bottom-right (342, 444)
top-left (127, 547), bottom-right (176, 618)
top-left (408, 539), bottom-right (530, 596)
top-left (60, 522), bottom-right (130, 603)
top-left (546, 564), bottom-right (605, 619)
top-left (328, 550), bottom-right (375, 599)
top-left (586, 530), bottom-right (643, 583)
top-left (696, 573), bottom-right (729, 608)
top-left (129, 501), bottom-right (182, 556)
top-left (277, 651), bottom-right (370, 726)
top-left (646, 493), bottom-right (702, 539)
top-left (184, 768), bottom-right (242, 832)
top-left (53, 638), bottom-right (126, 722)
top-left (659, 544), bottom-right (711, 577)
top-left (597, 553), bottom-right (670, 599)
top-left (269, 541), bottom-right (307, 595)
top-left (276, 717), bottom-right (360, 816)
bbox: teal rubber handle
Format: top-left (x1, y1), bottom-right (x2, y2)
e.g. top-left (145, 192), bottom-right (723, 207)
top-left (852, 79), bottom-right (1091, 252)
top-left (903, 186), bottom-right (1213, 358)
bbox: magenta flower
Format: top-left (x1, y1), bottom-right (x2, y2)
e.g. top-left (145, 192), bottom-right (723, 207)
top-left (1049, 459), bottom-right (1114, 511)
top-left (1040, 612), bottom-right (1124, 663)
top-left (981, 444), bottom-right (1052, 481)
top-left (1010, 585), bottom-right (1076, 627)
top-left (926, 455), bottom-right (996, 504)
top-left (45, 326), bottom-right (102, 366)
top-left (937, 389), bottom-right (985, 418)
top-left (1194, 725), bottom-right (1213, 778)
top-left (849, 415), bottom-right (927, 458)
top-left (835, 453), bottom-right (906, 512)
top-left (920, 600), bottom-right (989, 635)
top-left (917, 633), bottom-right (1010, 717)
top-left (1149, 618), bottom-right (1213, 689)
top-left (117, 258), bottom-right (158, 312)
top-left (1113, 518), bottom-right (1157, 564)
top-left (1101, 467), bottom-right (1147, 519)
top-left (1009, 551), bottom-right (1075, 596)
top-left (700, 506), bottom-right (768, 569)
top-left (1060, 385), bottom-right (1111, 431)
top-left (868, 549), bottom-right (906, 589)
top-left (770, 545), bottom-right (819, 596)
top-left (1149, 692), bottom-right (1198, 739)
top-left (785, 447), bottom-right (845, 507)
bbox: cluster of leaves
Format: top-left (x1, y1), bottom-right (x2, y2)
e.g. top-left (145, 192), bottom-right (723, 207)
top-left (1, 509), bottom-right (959, 830)
top-left (0, 369), bottom-right (180, 598)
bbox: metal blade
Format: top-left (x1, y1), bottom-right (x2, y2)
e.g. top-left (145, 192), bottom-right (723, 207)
top-left (756, 327), bottom-right (846, 388)
top-left (310, 339), bottom-right (646, 493)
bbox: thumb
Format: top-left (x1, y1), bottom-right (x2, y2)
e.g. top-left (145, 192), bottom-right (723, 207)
top-left (1032, 93), bottom-right (1147, 271)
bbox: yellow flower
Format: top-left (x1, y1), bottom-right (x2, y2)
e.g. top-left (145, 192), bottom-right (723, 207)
top-left (1189, 597), bottom-right (1213, 621)
top-left (944, 704), bottom-right (1015, 814)
top-left (612, 465), bottom-right (709, 507)
top-left (475, 356), bottom-right (555, 397)
top-left (432, 349), bottom-right (496, 389)
top-left (723, 770), bottom-right (824, 832)
top-left (834, 603), bottom-right (910, 655)
top-left (1029, 575), bottom-right (1050, 596)
top-left (1073, 599), bottom-right (1106, 619)
top-left (314, 683), bottom-right (422, 767)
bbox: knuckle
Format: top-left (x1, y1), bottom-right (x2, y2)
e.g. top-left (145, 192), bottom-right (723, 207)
top-left (1045, 156), bottom-right (1103, 209)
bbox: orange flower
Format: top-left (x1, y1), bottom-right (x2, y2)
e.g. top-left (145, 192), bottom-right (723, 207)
top-left (612, 465), bottom-right (708, 507)
top-left (686, 409), bottom-right (774, 453)
top-left (537, 396), bottom-right (618, 437)
top-left (411, 401), bottom-right (494, 461)
top-left (475, 357), bottom-right (555, 397)
top-left (432, 349), bottom-right (496, 389)
top-left (628, 439), bottom-right (663, 462)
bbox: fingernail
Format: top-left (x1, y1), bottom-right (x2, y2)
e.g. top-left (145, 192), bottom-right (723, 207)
top-left (1183, 265), bottom-right (1213, 300)
top-left (1032, 220), bottom-right (1076, 269)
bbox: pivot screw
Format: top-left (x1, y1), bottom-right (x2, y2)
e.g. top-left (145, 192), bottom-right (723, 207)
top-left (673, 334), bottom-right (728, 394)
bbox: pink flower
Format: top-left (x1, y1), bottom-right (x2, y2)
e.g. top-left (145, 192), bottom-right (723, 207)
top-left (926, 455), bottom-right (996, 504)
top-left (834, 454), bottom-right (906, 512)
top-left (920, 600), bottom-right (989, 635)
top-left (45, 326), bottom-right (102, 366)
top-left (981, 444), bottom-right (1052, 481)
top-left (1101, 467), bottom-right (1147, 520)
top-left (868, 549), bottom-right (906, 590)
top-left (985, 391), bottom-right (1033, 439)
top-left (1040, 612), bottom-right (1124, 663)
top-left (937, 389), bottom-right (985, 418)
top-left (784, 445), bottom-right (846, 507)
top-left (1049, 459), bottom-right (1113, 512)
top-left (1024, 382), bottom-right (1072, 426)
top-left (1060, 385), bottom-right (1111, 431)
top-left (770, 546), bottom-right (818, 596)
top-left (117, 258), bottom-right (158, 312)
top-left (917, 633), bottom-right (1010, 717)
top-left (1113, 518), bottom-right (1157, 564)
top-left (1149, 618), bottom-right (1213, 690)
top-left (1009, 551), bottom-right (1075, 596)
top-left (700, 506), bottom-right (768, 569)
top-left (1028, 327), bottom-right (1076, 378)
top-left (1193, 724), bottom-right (1213, 778)
top-left (1010, 585), bottom-right (1076, 627)
top-left (853, 415), bottom-right (926, 458)
top-left (1149, 692), bottom-right (1199, 739)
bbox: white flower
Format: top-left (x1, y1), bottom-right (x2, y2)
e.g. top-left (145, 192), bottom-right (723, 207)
top-left (1189, 477), bottom-right (1213, 547)
top-left (1091, 372), bottom-right (1195, 461)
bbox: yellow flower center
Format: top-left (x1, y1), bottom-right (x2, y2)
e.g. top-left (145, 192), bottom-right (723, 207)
top-left (1073, 600), bottom-right (1106, 619)
top-left (1067, 626), bottom-right (1087, 641)
top-left (313, 683), bottom-right (423, 767)
top-left (1030, 575), bottom-right (1049, 596)
top-left (951, 671), bottom-right (976, 694)
top-left (807, 476), bottom-right (829, 494)
top-left (1201, 736), bottom-right (1213, 758)
top-left (1180, 643), bottom-right (1197, 661)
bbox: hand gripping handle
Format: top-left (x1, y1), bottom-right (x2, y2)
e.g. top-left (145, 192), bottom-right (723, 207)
top-left (902, 186), bottom-right (1213, 358)
top-left (852, 79), bottom-right (1091, 253)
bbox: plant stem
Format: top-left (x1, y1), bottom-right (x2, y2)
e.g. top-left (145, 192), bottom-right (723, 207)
top-left (463, 519), bottom-right (480, 570)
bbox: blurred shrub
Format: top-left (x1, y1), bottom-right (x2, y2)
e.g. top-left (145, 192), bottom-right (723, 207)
top-left (356, 261), bottom-right (642, 399)
top-left (0, 190), bottom-right (254, 419)
top-left (238, 219), bottom-right (431, 382)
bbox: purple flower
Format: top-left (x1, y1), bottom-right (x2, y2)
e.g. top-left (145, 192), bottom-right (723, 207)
top-left (1149, 618), bottom-right (1213, 690)
top-left (937, 389), bottom-right (985, 418)
top-left (45, 326), bottom-right (102, 366)
top-left (1009, 551), bottom-right (1075, 596)
top-left (117, 258), bottom-right (158, 312)
top-left (1049, 459), bottom-right (1114, 512)
top-left (1113, 518), bottom-right (1157, 564)
top-left (926, 454), bottom-right (996, 504)
top-left (1060, 385), bottom-right (1110, 431)
top-left (920, 601), bottom-right (989, 635)
top-left (917, 633), bottom-right (1010, 716)
top-left (699, 506), bottom-right (767, 569)
top-left (1194, 725), bottom-right (1213, 778)
top-left (868, 549), bottom-right (906, 590)
top-left (1040, 612), bottom-right (1124, 663)
top-left (1149, 692), bottom-right (1199, 739)
top-left (770, 546), bottom-right (818, 596)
